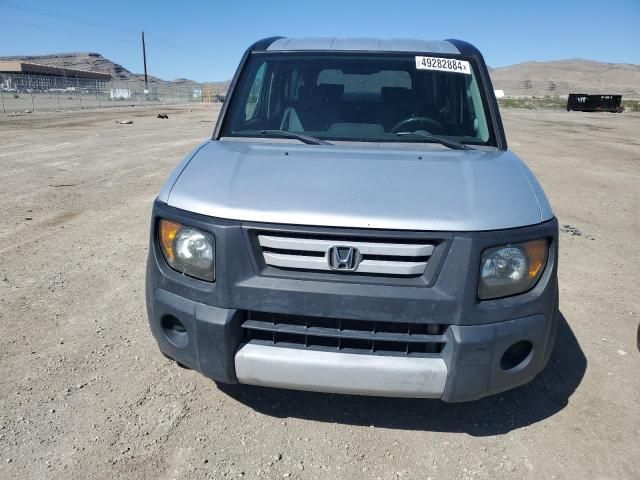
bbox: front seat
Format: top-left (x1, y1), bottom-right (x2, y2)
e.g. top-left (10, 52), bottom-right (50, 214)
top-left (380, 87), bottom-right (418, 131)
top-left (281, 84), bottom-right (344, 132)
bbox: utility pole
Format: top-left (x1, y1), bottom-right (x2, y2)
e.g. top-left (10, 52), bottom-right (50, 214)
top-left (142, 31), bottom-right (148, 93)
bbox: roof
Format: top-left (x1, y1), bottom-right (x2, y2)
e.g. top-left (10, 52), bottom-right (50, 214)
top-left (266, 37), bottom-right (460, 54)
top-left (0, 61), bottom-right (111, 80)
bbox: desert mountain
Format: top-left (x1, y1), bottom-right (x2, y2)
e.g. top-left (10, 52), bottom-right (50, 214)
top-left (0, 52), bottom-right (138, 80)
top-left (1, 53), bottom-right (637, 98)
top-left (0, 52), bottom-right (230, 93)
top-left (490, 59), bottom-right (640, 98)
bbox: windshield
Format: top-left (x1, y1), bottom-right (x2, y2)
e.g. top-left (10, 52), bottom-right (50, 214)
top-left (221, 53), bottom-right (494, 145)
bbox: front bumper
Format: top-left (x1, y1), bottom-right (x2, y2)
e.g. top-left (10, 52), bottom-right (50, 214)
top-left (149, 288), bottom-right (556, 402)
top-left (146, 200), bottom-right (559, 402)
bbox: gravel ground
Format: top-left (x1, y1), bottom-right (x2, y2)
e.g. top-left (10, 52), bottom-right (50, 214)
top-left (0, 105), bottom-right (638, 480)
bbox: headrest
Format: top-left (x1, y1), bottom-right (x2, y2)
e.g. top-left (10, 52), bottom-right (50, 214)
top-left (316, 83), bottom-right (344, 102)
top-left (297, 84), bottom-right (345, 106)
top-left (381, 87), bottom-right (416, 106)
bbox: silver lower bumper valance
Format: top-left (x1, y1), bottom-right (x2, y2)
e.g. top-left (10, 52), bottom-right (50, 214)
top-left (234, 343), bottom-right (447, 398)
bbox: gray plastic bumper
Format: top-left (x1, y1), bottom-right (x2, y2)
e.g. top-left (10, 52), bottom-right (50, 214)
top-left (148, 288), bottom-right (557, 402)
top-left (235, 343), bottom-right (448, 398)
top-left (146, 202), bottom-right (559, 402)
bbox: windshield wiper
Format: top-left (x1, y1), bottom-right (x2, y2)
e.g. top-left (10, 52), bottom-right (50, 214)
top-left (395, 131), bottom-right (471, 150)
top-left (259, 130), bottom-right (331, 145)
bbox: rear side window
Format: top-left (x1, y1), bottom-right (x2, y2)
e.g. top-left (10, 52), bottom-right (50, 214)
top-left (244, 61), bottom-right (266, 120)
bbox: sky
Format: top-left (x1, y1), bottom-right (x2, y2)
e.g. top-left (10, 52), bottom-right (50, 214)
top-left (1, 0), bottom-right (639, 82)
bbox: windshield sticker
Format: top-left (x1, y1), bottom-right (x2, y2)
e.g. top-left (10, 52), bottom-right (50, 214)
top-left (415, 56), bottom-right (471, 75)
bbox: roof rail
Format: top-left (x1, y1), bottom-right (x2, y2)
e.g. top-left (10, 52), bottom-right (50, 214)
top-left (248, 36), bottom-right (285, 52)
top-left (444, 39), bottom-right (481, 57)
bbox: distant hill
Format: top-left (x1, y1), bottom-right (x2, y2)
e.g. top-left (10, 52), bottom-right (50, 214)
top-left (490, 59), bottom-right (640, 98)
top-left (172, 77), bottom-right (231, 95)
top-left (0, 52), bottom-right (140, 80)
top-left (2, 53), bottom-right (637, 98)
top-left (0, 52), bottom-right (230, 93)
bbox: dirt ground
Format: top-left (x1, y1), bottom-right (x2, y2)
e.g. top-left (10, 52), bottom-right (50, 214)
top-left (0, 105), bottom-right (638, 480)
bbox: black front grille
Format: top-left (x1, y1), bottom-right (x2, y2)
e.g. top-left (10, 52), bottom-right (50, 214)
top-left (242, 311), bottom-right (447, 357)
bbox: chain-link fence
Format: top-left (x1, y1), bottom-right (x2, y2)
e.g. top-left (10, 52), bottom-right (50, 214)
top-left (0, 73), bottom-right (225, 114)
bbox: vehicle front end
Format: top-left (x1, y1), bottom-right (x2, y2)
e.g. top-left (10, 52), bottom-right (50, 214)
top-left (145, 37), bottom-right (559, 402)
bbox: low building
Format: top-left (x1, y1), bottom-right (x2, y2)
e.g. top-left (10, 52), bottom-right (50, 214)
top-left (109, 88), bottom-right (131, 99)
top-left (0, 61), bottom-right (111, 92)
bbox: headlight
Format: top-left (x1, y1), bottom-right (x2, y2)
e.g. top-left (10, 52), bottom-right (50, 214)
top-left (479, 239), bottom-right (548, 300)
top-left (159, 219), bottom-right (215, 281)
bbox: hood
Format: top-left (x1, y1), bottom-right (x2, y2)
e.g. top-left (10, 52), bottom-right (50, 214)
top-left (164, 140), bottom-right (553, 231)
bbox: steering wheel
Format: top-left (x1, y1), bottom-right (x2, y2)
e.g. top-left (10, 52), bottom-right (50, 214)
top-left (390, 116), bottom-right (444, 134)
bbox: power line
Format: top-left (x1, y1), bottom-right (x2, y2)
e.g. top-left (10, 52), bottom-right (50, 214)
top-left (0, 2), bottom-right (138, 35)
top-left (0, 1), bottom-right (217, 79)
top-left (1, 2), bottom-right (204, 60)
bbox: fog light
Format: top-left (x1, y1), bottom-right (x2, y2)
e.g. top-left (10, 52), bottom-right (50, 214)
top-left (161, 315), bottom-right (189, 348)
top-left (500, 340), bottom-right (533, 371)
